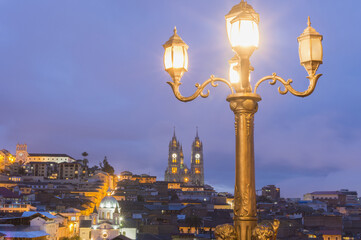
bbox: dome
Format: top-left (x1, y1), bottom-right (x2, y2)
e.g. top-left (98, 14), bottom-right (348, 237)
top-left (99, 196), bottom-right (119, 209)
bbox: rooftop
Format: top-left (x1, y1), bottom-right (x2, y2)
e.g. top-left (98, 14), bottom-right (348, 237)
top-left (310, 191), bottom-right (343, 195)
top-left (28, 153), bottom-right (74, 159)
top-left (0, 187), bottom-right (20, 198)
top-left (0, 228), bottom-right (49, 239)
top-left (144, 204), bottom-right (186, 211)
top-left (21, 212), bottom-right (56, 219)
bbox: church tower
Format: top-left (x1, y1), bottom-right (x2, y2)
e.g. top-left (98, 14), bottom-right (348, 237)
top-left (113, 206), bottom-right (121, 226)
top-left (190, 128), bottom-right (204, 186)
top-left (91, 206), bottom-right (98, 225)
top-left (164, 129), bottom-right (190, 183)
top-left (15, 144), bottom-right (28, 164)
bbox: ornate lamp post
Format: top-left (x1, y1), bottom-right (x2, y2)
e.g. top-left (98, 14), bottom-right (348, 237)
top-left (163, 1), bottom-right (323, 239)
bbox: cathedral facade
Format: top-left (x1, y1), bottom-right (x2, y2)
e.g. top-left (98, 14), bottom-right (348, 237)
top-left (164, 130), bottom-right (204, 186)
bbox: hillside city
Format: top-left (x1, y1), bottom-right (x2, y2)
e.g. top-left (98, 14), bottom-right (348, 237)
top-left (0, 134), bottom-right (360, 240)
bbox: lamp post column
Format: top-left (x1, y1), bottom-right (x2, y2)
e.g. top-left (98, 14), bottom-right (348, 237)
top-left (227, 93), bottom-right (261, 240)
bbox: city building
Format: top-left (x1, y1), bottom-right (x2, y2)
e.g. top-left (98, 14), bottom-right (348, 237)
top-left (58, 161), bottom-right (88, 179)
top-left (262, 185), bottom-right (280, 201)
top-left (0, 150), bottom-right (15, 172)
top-left (340, 189), bottom-right (359, 204)
top-left (0, 212), bottom-right (69, 240)
top-left (304, 191), bottom-right (347, 207)
top-left (24, 162), bottom-right (58, 179)
top-left (118, 172), bottom-right (156, 184)
top-left (16, 144), bottom-right (76, 164)
top-left (164, 129), bottom-right (204, 186)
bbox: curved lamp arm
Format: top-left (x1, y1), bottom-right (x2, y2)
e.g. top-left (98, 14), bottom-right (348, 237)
top-left (253, 73), bottom-right (322, 97)
top-left (167, 75), bottom-right (234, 102)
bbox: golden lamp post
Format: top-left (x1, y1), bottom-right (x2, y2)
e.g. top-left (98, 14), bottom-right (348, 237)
top-left (163, 1), bottom-right (323, 240)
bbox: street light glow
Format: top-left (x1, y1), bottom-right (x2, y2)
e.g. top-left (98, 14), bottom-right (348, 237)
top-left (230, 19), bottom-right (259, 48)
top-left (229, 55), bottom-right (240, 84)
top-left (163, 27), bottom-right (189, 81)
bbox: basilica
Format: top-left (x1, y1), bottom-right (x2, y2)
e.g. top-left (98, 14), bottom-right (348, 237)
top-left (164, 129), bottom-right (204, 186)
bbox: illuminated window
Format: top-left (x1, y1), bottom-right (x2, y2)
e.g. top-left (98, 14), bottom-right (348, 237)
top-left (195, 141), bottom-right (200, 147)
top-left (172, 158), bottom-right (177, 163)
top-left (195, 159), bottom-right (200, 164)
top-left (172, 167), bottom-right (177, 173)
top-left (195, 168), bottom-right (200, 174)
top-left (184, 169), bottom-right (188, 174)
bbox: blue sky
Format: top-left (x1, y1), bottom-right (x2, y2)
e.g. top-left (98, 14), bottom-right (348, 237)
top-left (1, 0), bottom-right (361, 198)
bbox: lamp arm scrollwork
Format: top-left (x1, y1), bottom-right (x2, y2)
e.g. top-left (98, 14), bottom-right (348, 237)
top-left (167, 75), bottom-right (234, 102)
top-left (253, 72), bottom-right (322, 97)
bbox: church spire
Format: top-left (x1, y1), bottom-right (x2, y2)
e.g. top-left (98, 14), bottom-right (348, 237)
top-left (196, 126), bottom-right (199, 138)
top-left (170, 127), bottom-right (179, 148)
top-left (92, 206), bottom-right (98, 214)
top-left (114, 205), bottom-right (119, 214)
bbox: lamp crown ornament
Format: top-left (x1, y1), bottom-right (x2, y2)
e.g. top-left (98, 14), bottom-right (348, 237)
top-left (226, 1), bottom-right (259, 24)
top-left (163, 26), bottom-right (188, 48)
top-left (299, 16), bottom-right (322, 39)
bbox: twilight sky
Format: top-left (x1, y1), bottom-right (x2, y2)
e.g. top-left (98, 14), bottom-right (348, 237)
top-left (1, 0), bottom-right (361, 198)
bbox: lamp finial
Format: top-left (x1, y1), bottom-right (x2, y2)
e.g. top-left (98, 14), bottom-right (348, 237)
top-left (174, 26), bottom-right (177, 34)
top-left (307, 16), bottom-right (311, 27)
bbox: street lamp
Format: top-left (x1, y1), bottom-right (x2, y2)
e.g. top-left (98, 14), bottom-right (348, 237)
top-left (163, 1), bottom-right (323, 240)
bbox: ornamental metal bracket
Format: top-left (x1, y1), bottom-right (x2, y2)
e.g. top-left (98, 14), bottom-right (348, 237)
top-left (167, 75), bottom-right (234, 102)
top-left (253, 72), bottom-right (322, 97)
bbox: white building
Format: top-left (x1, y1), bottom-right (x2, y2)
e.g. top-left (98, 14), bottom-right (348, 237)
top-left (27, 154), bottom-right (75, 164)
top-left (80, 195), bottom-right (136, 240)
top-left (15, 143), bottom-right (75, 164)
top-left (22, 212), bottom-right (61, 240)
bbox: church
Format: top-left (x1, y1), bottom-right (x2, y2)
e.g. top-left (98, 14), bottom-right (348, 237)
top-left (164, 129), bottom-right (204, 186)
top-left (79, 192), bottom-right (137, 240)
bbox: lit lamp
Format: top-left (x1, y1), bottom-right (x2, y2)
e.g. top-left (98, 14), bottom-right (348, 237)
top-left (229, 54), bottom-right (254, 92)
top-left (298, 17), bottom-right (323, 76)
top-left (163, 27), bottom-right (189, 82)
top-left (225, 1), bottom-right (259, 58)
top-left (225, 0), bottom-right (259, 92)
top-left (229, 54), bottom-right (240, 84)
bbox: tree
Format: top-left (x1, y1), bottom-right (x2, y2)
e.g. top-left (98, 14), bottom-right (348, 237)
top-left (99, 156), bottom-right (115, 175)
top-left (81, 152), bottom-right (89, 166)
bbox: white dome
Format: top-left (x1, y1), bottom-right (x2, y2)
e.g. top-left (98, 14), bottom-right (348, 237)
top-left (99, 196), bottom-right (119, 209)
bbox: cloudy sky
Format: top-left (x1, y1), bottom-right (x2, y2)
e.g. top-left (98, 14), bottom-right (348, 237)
top-left (0, 0), bottom-right (361, 198)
